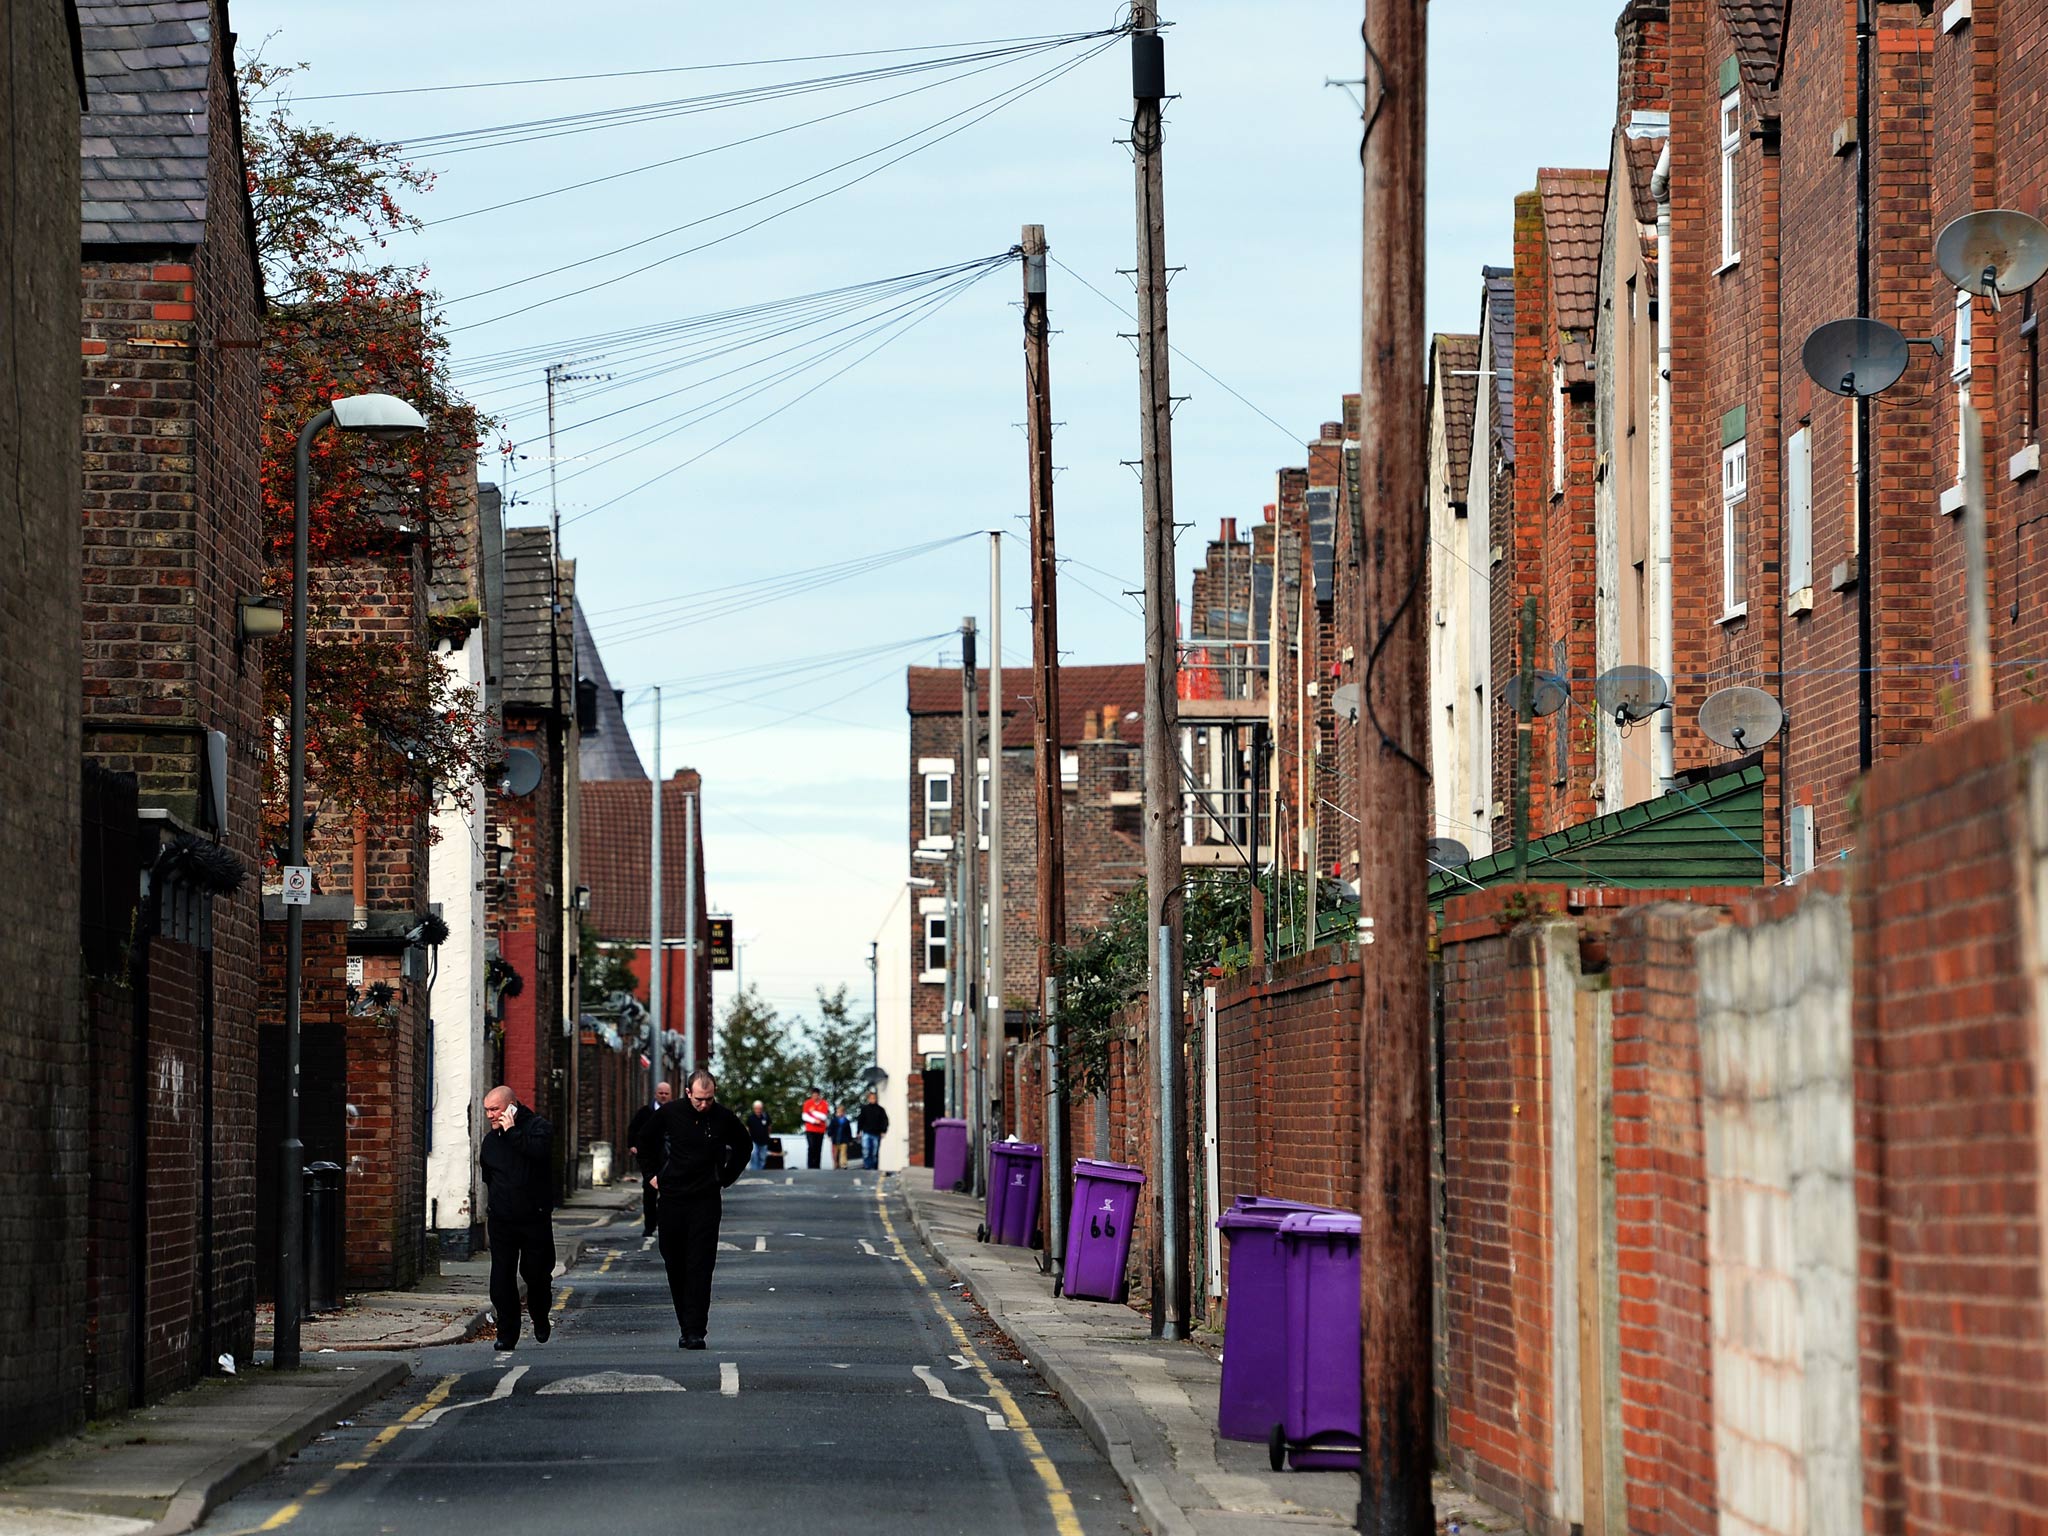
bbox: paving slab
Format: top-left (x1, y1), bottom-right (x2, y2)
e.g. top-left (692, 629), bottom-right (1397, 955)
top-left (0, 1355), bottom-right (408, 1536)
top-left (899, 1177), bottom-right (1525, 1536)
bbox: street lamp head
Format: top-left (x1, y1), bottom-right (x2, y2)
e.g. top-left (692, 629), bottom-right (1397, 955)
top-left (330, 392), bottom-right (428, 441)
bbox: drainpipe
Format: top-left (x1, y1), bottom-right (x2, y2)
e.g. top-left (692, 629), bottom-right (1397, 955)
top-left (352, 804), bottom-right (369, 929)
top-left (1651, 140), bottom-right (1677, 792)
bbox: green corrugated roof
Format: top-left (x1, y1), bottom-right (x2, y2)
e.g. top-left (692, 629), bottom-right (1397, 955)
top-left (1429, 762), bottom-right (1767, 905)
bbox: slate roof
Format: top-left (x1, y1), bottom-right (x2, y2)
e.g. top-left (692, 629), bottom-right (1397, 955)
top-left (1482, 267), bottom-right (1516, 463)
top-left (1432, 333), bottom-right (1481, 504)
top-left (580, 771), bottom-right (703, 943)
top-left (574, 599), bottom-right (647, 782)
top-left (906, 663), bottom-right (1145, 749)
top-left (1539, 169), bottom-right (1607, 383)
top-left (500, 527), bottom-right (572, 713)
top-left (78, 1), bottom-right (216, 245)
top-left (1721, 0), bottom-right (1786, 111)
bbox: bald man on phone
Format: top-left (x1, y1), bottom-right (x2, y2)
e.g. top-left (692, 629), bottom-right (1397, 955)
top-left (479, 1085), bottom-right (555, 1350)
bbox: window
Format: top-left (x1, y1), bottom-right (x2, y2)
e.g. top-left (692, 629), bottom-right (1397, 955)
top-left (1551, 361), bottom-right (1567, 495)
top-left (1788, 805), bottom-right (1816, 879)
top-left (1951, 290), bottom-right (1975, 498)
top-left (1060, 751), bottom-right (1079, 787)
top-left (1719, 89), bottom-right (1742, 267)
top-left (921, 913), bottom-right (948, 979)
top-left (1722, 434), bottom-right (1749, 619)
top-left (1786, 426), bottom-right (1813, 609)
top-left (976, 768), bottom-right (990, 845)
top-left (922, 771), bottom-right (953, 840)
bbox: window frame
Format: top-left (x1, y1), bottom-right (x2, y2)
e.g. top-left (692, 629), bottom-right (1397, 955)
top-left (922, 770), bottom-right (954, 841)
top-left (1721, 436), bottom-right (1749, 621)
top-left (1719, 90), bottom-right (1742, 269)
top-left (920, 912), bottom-right (948, 981)
top-left (1786, 425), bottom-right (1813, 610)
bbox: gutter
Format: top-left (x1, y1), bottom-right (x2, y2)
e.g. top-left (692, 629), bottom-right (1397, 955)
top-left (1651, 141), bottom-right (1676, 791)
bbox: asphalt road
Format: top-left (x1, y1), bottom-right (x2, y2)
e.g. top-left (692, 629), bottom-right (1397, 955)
top-left (205, 1171), bottom-right (1138, 1536)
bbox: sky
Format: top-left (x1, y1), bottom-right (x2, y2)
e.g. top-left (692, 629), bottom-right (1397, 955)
top-left (237, 1), bottom-right (1620, 1033)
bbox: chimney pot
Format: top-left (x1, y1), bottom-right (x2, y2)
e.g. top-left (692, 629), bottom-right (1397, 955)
top-left (1221, 516), bottom-right (1237, 544)
top-left (1320, 422), bottom-right (1343, 442)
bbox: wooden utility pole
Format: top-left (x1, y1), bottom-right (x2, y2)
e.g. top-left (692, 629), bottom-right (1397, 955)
top-left (987, 533), bottom-right (1006, 1145)
top-left (1354, 1), bottom-right (1434, 1530)
top-left (1130, 1), bottom-right (1188, 1342)
top-left (1023, 225), bottom-right (1072, 1284)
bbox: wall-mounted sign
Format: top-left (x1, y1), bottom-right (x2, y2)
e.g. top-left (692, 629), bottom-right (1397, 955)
top-left (706, 916), bottom-right (734, 971)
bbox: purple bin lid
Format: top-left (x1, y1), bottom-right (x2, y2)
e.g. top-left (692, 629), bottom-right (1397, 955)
top-left (1277, 1210), bottom-right (1361, 1239)
top-left (991, 1142), bottom-right (1042, 1157)
top-left (1071, 1158), bottom-right (1146, 1185)
top-left (1216, 1194), bottom-right (1342, 1232)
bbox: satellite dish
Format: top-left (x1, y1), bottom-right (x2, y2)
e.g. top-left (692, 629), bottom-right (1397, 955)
top-left (501, 747), bottom-right (543, 797)
top-left (1595, 665), bottom-right (1671, 725)
top-left (1698, 686), bottom-right (1784, 751)
top-left (1802, 318), bottom-right (1911, 398)
top-left (1504, 669), bottom-right (1569, 719)
top-left (1936, 209), bottom-right (2048, 305)
top-left (1426, 837), bottom-right (1472, 869)
top-left (1331, 683), bottom-right (1360, 724)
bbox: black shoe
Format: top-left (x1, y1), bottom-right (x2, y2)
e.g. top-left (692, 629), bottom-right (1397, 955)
top-left (534, 1316), bottom-right (551, 1343)
top-left (495, 1337), bottom-right (516, 1351)
top-left (682, 1334), bottom-right (706, 1350)
top-left (677, 1331), bottom-right (688, 1349)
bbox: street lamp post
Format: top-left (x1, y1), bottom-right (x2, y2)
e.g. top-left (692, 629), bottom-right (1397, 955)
top-left (277, 393), bottom-right (428, 1371)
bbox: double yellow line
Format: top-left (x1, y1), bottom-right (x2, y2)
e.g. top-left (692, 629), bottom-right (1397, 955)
top-left (874, 1186), bottom-right (1084, 1536)
top-left (253, 1371), bottom-right (460, 1531)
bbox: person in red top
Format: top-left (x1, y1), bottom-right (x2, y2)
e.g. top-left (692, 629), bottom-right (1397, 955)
top-left (800, 1089), bottom-right (830, 1170)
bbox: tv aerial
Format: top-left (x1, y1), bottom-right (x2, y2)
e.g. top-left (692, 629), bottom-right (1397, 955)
top-left (1697, 686), bottom-right (1784, 752)
top-left (1426, 837), bottom-right (1472, 870)
top-left (1936, 208), bottom-right (2048, 310)
top-left (500, 747), bottom-right (544, 797)
top-left (1594, 665), bottom-right (1671, 727)
top-left (1800, 317), bottom-right (1943, 399)
top-left (1504, 670), bottom-right (1569, 719)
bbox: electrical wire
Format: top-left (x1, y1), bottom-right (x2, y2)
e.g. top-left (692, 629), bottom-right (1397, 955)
top-left (441, 37), bottom-right (1116, 332)
top-left (559, 258), bottom-right (1001, 529)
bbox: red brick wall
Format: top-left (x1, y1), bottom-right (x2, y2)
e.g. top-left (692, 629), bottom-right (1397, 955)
top-left (1607, 902), bottom-right (1722, 1536)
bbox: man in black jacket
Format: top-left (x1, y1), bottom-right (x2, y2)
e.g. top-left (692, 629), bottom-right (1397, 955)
top-left (855, 1091), bottom-right (890, 1170)
top-left (624, 1080), bottom-right (673, 1236)
top-left (479, 1085), bottom-right (555, 1350)
top-left (648, 1069), bottom-right (753, 1349)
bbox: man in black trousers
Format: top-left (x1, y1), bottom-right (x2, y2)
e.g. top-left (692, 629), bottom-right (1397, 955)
top-left (479, 1084), bottom-right (555, 1351)
top-left (625, 1080), bottom-right (673, 1236)
top-left (648, 1069), bottom-right (752, 1349)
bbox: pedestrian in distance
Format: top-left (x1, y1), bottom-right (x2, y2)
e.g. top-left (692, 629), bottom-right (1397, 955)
top-left (856, 1091), bottom-right (889, 1171)
top-left (831, 1105), bottom-right (854, 1169)
top-left (649, 1069), bottom-right (753, 1349)
top-left (743, 1099), bottom-right (772, 1171)
top-left (800, 1088), bottom-right (829, 1169)
top-left (479, 1085), bottom-right (555, 1351)
top-left (625, 1080), bottom-right (673, 1236)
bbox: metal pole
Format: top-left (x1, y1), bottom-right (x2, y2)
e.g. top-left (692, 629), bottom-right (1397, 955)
top-left (1154, 925), bottom-right (1182, 1340)
top-left (942, 859), bottom-right (958, 1120)
top-left (650, 688), bottom-right (663, 1099)
top-left (277, 406), bottom-right (332, 1369)
top-left (987, 532), bottom-right (1005, 1147)
top-left (1356, 0), bottom-right (1435, 1524)
top-left (960, 618), bottom-right (983, 1197)
top-left (1514, 598), bottom-right (1537, 885)
top-left (1044, 976), bottom-right (1066, 1291)
top-left (1131, 0), bottom-right (1187, 1346)
top-left (868, 941), bottom-right (880, 1070)
top-left (683, 791), bottom-right (698, 1074)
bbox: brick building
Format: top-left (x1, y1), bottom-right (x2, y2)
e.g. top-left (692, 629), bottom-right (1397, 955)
top-left (899, 664), bottom-right (1145, 1166)
top-left (1427, 333), bottom-right (1488, 848)
top-left (488, 527), bottom-right (578, 1199)
top-left (0, 0), bottom-right (86, 1460)
top-left (71, 0), bottom-right (268, 1420)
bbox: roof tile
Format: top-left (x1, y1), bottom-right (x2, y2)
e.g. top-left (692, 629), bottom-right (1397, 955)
top-left (78, 0), bottom-right (215, 246)
top-left (1432, 333), bottom-right (1482, 501)
top-left (1538, 169), bottom-right (1607, 382)
top-left (907, 663), bottom-right (1145, 750)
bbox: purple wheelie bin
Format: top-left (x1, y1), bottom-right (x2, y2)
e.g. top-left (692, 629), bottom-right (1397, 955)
top-left (1270, 1210), bottom-right (1362, 1471)
top-left (1215, 1196), bottom-right (1339, 1441)
top-left (931, 1118), bottom-right (968, 1192)
top-left (986, 1142), bottom-right (1043, 1247)
top-left (1061, 1159), bottom-right (1146, 1301)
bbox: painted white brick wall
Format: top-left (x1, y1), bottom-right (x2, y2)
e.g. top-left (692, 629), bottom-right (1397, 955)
top-left (426, 631), bottom-right (488, 1244)
top-left (1698, 890), bottom-right (1860, 1536)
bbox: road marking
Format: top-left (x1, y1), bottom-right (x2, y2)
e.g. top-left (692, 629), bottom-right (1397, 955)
top-left (875, 1188), bottom-right (1084, 1536)
top-left (858, 1239), bottom-right (879, 1256)
top-left (549, 1284), bottom-right (571, 1318)
top-left (641, 1235), bottom-right (655, 1252)
top-left (251, 1372), bottom-right (459, 1529)
top-left (719, 1362), bottom-right (740, 1397)
top-left (535, 1371), bottom-right (681, 1395)
top-left (914, 1365), bottom-right (1007, 1431)
top-left (950, 1353), bottom-right (975, 1372)
top-left (414, 1365), bottom-right (526, 1426)
top-left (716, 1240), bottom-right (740, 1251)
top-left (784, 1176), bottom-right (795, 1185)
top-left (754, 1235), bottom-right (767, 1252)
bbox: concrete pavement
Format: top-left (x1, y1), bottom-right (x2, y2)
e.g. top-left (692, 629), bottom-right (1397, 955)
top-left (898, 1178), bottom-right (1523, 1536)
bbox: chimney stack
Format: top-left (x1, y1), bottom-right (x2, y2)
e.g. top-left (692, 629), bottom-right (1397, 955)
top-left (1221, 516), bottom-right (1238, 544)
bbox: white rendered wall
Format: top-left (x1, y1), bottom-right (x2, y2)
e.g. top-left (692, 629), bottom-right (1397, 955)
top-left (875, 884), bottom-right (913, 1170)
top-left (426, 630), bottom-right (488, 1244)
